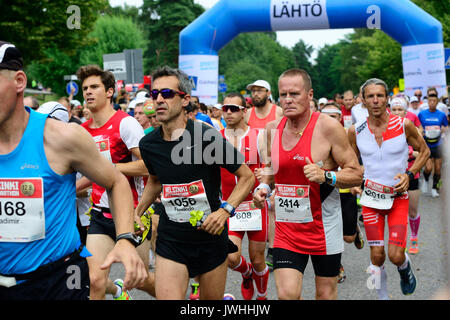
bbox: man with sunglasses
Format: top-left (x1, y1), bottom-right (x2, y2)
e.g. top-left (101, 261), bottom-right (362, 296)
top-left (253, 68), bottom-right (363, 300)
top-left (136, 66), bottom-right (254, 300)
top-left (219, 92), bottom-right (270, 300)
top-left (418, 88), bottom-right (448, 198)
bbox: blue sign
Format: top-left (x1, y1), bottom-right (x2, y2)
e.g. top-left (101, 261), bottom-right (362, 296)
top-left (188, 76), bottom-right (198, 91)
top-left (445, 48), bottom-right (450, 69)
top-left (218, 83), bottom-right (227, 93)
top-left (66, 81), bottom-right (78, 96)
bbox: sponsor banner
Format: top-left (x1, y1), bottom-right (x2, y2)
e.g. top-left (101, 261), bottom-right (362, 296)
top-left (270, 0), bottom-right (329, 31)
top-left (402, 43), bottom-right (447, 97)
top-left (179, 55), bottom-right (219, 105)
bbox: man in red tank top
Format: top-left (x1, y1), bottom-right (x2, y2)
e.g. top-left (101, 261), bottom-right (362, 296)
top-left (245, 80), bottom-right (283, 129)
top-left (76, 65), bottom-right (153, 300)
top-left (253, 69), bottom-right (363, 300)
top-left (220, 92), bottom-right (269, 300)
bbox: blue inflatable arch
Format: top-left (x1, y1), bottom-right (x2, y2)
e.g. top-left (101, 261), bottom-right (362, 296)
top-left (179, 0), bottom-right (446, 104)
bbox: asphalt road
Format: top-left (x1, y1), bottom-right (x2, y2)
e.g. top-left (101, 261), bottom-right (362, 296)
top-left (109, 185), bottom-right (448, 300)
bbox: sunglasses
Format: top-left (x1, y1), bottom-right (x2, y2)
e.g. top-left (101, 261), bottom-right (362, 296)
top-left (222, 104), bottom-right (245, 112)
top-left (428, 94), bottom-right (438, 98)
top-left (415, 94), bottom-right (422, 97)
top-left (150, 88), bottom-right (186, 100)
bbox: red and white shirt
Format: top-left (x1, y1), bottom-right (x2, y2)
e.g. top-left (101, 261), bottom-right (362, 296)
top-left (82, 110), bottom-right (145, 211)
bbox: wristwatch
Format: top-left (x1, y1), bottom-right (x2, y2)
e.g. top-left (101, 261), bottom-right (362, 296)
top-left (324, 171), bottom-right (336, 186)
top-left (405, 170), bottom-right (415, 181)
top-left (220, 201), bottom-right (236, 218)
top-left (116, 232), bottom-right (141, 247)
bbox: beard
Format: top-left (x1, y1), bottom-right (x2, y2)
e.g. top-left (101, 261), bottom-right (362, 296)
top-left (252, 95), bottom-right (268, 107)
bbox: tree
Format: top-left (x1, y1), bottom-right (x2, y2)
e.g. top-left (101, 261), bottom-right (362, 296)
top-left (0, 0), bottom-right (108, 64)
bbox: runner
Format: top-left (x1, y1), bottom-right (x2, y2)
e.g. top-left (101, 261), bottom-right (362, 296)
top-left (320, 102), bottom-right (365, 283)
top-left (75, 65), bottom-right (153, 300)
top-left (0, 41), bottom-right (146, 300)
top-left (135, 65), bottom-right (255, 300)
top-left (341, 90), bottom-right (355, 129)
top-left (418, 87), bottom-right (448, 198)
top-left (253, 68), bottom-right (363, 300)
top-left (348, 78), bottom-right (429, 299)
top-left (219, 92), bottom-right (269, 300)
top-left (390, 97), bottom-right (425, 254)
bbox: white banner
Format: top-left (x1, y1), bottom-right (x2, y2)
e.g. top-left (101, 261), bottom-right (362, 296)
top-left (179, 54), bottom-right (219, 105)
top-left (270, 0), bottom-right (329, 31)
top-left (402, 43), bottom-right (447, 97)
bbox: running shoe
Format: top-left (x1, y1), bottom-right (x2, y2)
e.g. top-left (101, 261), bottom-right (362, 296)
top-left (189, 282), bottom-right (200, 300)
top-left (420, 180), bottom-right (428, 193)
top-left (409, 238), bottom-right (419, 255)
top-left (241, 273), bottom-right (255, 300)
top-left (398, 261), bottom-right (417, 295)
top-left (337, 264), bottom-right (346, 283)
top-left (256, 294), bottom-right (268, 300)
top-left (354, 226), bottom-right (365, 250)
top-left (431, 189), bottom-right (439, 198)
top-left (113, 279), bottom-right (132, 300)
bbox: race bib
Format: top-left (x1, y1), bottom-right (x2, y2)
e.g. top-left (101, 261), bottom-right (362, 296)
top-left (0, 178), bottom-right (45, 242)
top-left (275, 184), bottom-right (313, 223)
top-left (424, 125), bottom-right (441, 140)
top-left (161, 180), bottom-right (211, 223)
top-left (229, 200), bottom-right (262, 231)
top-left (359, 179), bottom-right (395, 210)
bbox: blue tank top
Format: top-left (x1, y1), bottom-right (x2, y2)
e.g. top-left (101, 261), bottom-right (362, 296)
top-left (0, 108), bottom-right (80, 275)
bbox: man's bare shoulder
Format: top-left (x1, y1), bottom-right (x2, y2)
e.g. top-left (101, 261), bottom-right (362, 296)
top-left (44, 119), bottom-right (92, 152)
top-left (265, 117), bottom-right (283, 131)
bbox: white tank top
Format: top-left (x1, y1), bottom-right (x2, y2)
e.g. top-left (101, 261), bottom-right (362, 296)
top-left (356, 114), bottom-right (409, 187)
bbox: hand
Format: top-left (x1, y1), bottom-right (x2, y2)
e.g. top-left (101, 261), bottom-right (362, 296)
top-left (254, 168), bottom-right (263, 183)
top-left (100, 239), bottom-right (148, 291)
top-left (253, 188), bottom-right (268, 209)
top-left (200, 209), bottom-right (228, 235)
top-left (350, 186), bottom-right (362, 196)
top-left (303, 157), bottom-right (325, 184)
top-left (133, 209), bottom-right (145, 236)
top-left (393, 173), bottom-right (409, 193)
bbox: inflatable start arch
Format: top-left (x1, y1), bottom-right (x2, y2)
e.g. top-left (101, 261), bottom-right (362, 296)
top-left (179, 0), bottom-right (446, 104)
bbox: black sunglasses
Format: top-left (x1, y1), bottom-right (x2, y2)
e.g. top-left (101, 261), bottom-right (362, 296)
top-left (222, 104), bottom-right (244, 112)
top-left (151, 88), bottom-right (186, 100)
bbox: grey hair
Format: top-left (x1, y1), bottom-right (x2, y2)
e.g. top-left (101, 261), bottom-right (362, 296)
top-left (151, 65), bottom-right (192, 95)
top-left (360, 78), bottom-right (389, 99)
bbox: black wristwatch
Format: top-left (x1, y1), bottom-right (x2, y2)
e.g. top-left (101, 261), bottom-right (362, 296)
top-left (116, 232), bottom-right (141, 247)
top-left (405, 170), bottom-right (415, 181)
top-left (220, 201), bottom-right (236, 217)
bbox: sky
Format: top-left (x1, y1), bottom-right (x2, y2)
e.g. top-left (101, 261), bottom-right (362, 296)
top-left (109, 0), bottom-right (354, 57)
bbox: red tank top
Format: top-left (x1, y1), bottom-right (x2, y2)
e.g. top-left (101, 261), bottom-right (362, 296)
top-left (82, 110), bottom-right (139, 210)
top-left (220, 127), bottom-right (262, 200)
top-left (248, 104), bottom-right (277, 129)
top-left (271, 112), bottom-right (343, 255)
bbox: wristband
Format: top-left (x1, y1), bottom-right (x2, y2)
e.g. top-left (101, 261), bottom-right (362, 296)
top-left (254, 183), bottom-right (272, 195)
top-left (331, 172), bottom-right (337, 186)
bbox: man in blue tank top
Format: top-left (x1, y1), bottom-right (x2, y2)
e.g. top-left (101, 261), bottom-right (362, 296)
top-left (0, 41), bottom-right (147, 300)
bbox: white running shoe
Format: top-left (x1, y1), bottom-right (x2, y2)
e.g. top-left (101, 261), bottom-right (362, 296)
top-left (420, 180), bottom-right (428, 193)
top-left (431, 189), bottom-right (439, 198)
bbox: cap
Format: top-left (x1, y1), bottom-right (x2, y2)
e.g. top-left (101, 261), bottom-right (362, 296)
top-left (70, 99), bottom-right (81, 108)
top-left (212, 103), bottom-right (222, 109)
top-left (37, 101), bottom-right (69, 123)
top-left (0, 41), bottom-right (23, 71)
top-left (410, 96), bottom-right (419, 103)
top-left (390, 97), bottom-right (407, 110)
top-left (318, 98), bottom-right (328, 105)
top-left (246, 80), bottom-right (271, 92)
top-left (143, 99), bottom-right (155, 115)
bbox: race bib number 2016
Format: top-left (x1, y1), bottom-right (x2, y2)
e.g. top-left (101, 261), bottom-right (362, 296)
top-left (0, 178), bottom-right (45, 242)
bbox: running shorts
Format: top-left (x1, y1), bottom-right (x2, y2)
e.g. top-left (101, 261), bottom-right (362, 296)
top-left (272, 248), bottom-right (341, 277)
top-left (361, 195), bottom-right (409, 248)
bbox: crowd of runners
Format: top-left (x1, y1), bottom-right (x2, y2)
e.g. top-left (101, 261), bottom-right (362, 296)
top-left (0, 40), bottom-right (449, 300)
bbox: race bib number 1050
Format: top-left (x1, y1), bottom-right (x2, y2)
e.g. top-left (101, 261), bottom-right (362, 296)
top-left (0, 178), bottom-right (45, 242)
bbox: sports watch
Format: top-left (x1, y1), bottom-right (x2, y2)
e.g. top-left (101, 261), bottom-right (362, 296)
top-left (405, 170), bottom-right (415, 181)
top-left (116, 232), bottom-right (141, 247)
top-left (324, 171), bottom-right (337, 186)
top-left (220, 201), bottom-right (236, 217)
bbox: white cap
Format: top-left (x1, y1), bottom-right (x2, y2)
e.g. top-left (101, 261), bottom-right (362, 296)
top-left (70, 99), bottom-right (81, 107)
top-left (390, 97), bottom-right (407, 110)
top-left (246, 80), bottom-right (271, 92)
top-left (213, 103), bottom-right (222, 109)
top-left (37, 101), bottom-right (69, 123)
top-left (410, 96), bottom-right (419, 103)
top-left (135, 91), bottom-right (149, 100)
top-left (318, 98), bottom-right (328, 105)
